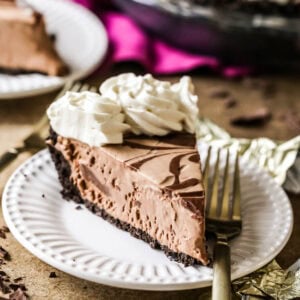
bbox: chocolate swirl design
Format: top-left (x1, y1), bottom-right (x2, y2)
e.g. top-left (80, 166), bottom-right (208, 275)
top-left (166, 153), bottom-right (200, 190)
top-left (122, 135), bottom-right (204, 200)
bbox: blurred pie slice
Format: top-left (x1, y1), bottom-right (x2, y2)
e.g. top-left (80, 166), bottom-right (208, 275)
top-left (0, 0), bottom-right (68, 76)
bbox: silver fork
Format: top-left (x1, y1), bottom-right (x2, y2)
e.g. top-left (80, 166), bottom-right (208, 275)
top-left (204, 147), bottom-right (242, 300)
top-left (0, 82), bottom-right (97, 172)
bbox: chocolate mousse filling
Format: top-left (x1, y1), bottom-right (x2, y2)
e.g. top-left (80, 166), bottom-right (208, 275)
top-left (47, 128), bottom-right (209, 266)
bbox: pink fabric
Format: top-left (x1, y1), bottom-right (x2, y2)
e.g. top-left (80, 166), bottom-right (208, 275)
top-left (73, 0), bottom-right (251, 77)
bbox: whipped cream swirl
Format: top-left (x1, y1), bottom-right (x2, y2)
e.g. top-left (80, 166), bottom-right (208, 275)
top-left (100, 73), bottom-right (199, 136)
top-left (47, 91), bottom-right (130, 147)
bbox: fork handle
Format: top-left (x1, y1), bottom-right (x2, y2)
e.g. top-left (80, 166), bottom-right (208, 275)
top-left (212, 235), bottom-right (231, 300)
top-left (0, 148), bottom-right (22, 172)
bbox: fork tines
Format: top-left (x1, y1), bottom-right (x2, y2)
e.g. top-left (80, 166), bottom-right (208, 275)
top-left (204, 147), bottom-right (241, 222)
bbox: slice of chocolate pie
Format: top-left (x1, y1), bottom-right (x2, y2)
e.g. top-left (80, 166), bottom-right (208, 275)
top-left (0, 0), bottom-right (68, 76)
top-left (46, 74), bottom-right (209, 266)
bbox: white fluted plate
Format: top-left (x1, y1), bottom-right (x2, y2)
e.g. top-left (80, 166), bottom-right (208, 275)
top-left (0, 0), bottom-right (107, 99)
top-left (2, 148), bottom-right (293, 290)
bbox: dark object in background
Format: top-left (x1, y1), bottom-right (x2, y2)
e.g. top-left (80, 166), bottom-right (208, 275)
top-left (223, 97), bottom-right (237, 108)
top-left (189, 0), bottom-right (300, 17)
top-left (230, 107), bottom-right (271, 126)
top-left (207, 86), bottom-right (237, 107)
top-left (113, 0), bottom-right (300, 69)
top-left (208, 87), bottom-right (230, 99)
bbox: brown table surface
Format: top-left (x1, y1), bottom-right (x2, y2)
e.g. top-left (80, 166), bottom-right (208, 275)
top-left (0, 67), bottom-right (299, 299)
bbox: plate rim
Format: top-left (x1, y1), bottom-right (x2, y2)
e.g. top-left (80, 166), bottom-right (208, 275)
top-left (2, 149), bottom-right (294, 291)
top-left (0, 0), bottom-right (108, 100)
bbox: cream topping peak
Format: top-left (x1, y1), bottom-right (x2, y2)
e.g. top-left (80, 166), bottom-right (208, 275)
top-left (47, 91), bottom-right (130, 147)
top-left (47, 74), bottom-right (199, 146)
top-left (100, 73), bottom-right (199, 136)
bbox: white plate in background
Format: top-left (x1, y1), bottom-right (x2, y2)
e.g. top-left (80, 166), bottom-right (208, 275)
top-left (0, 0), bottom-right (107, 99)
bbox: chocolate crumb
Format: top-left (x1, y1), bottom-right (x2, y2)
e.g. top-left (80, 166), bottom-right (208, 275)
top-left (75, 205), bottom-right (82, 210)
top-left (49, 272), bottom-right (57, 278)
top-left (0, 285), bottom-right (10, 295)
top-left (0, 226), bottom-right (9, 239)
top-left (13, 285), bottom-right (25, 292)
top-left (0, 247), bottom-right (10, 261)
top-left (231, 108), bottom-right (271, 127)
top-left (2, 228), bottom-right (9, 233)
top-left (8, 288), bottom-right (27, 300)
top-left (8, 285), bottom-right (26, 292)
top-left (41, 194), bottom-right (45, 198)
top-left (49, 34), bottom-right (56, 42)
top-left (208, 87), bottom-right (230, 99)
top-left (223, 97), bottom-right (237, 108)
top-left (12, 279), bottom-right (22, 284)
top-left (0, 253), bottom-right (28, 298)
top-left (0, 276), bottom-right (10, 294)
